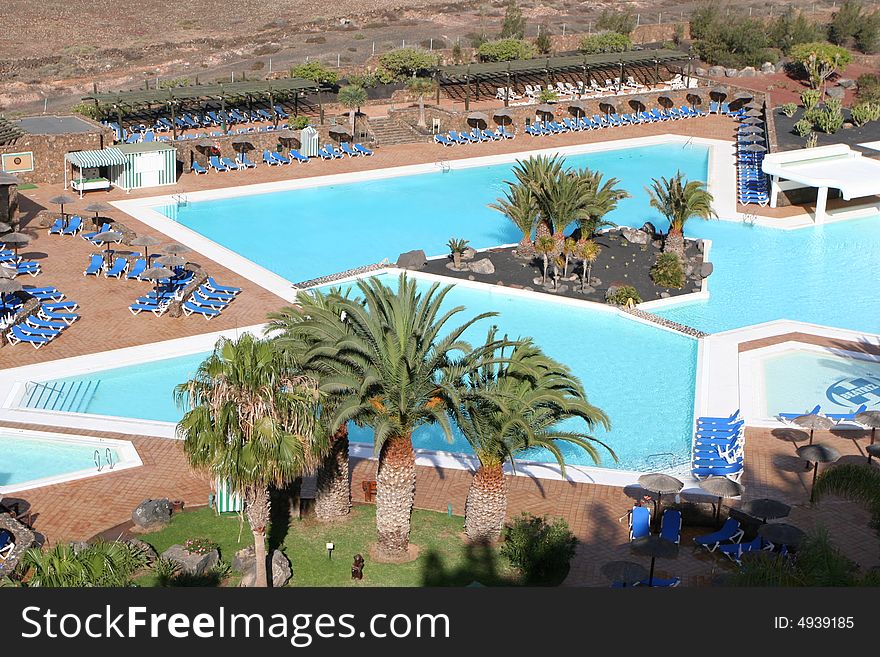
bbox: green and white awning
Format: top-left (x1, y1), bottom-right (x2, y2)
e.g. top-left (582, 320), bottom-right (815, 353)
top-left (66, 147), bottom-right (126, 169)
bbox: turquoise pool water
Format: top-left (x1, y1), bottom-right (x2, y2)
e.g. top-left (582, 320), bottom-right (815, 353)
top-left (0, 436), bottom-right (121, 487)
top-left (158, 143), bottom-right (709, 284)
top-left (22, 278), bottom-right (697, 470)
top-left (760, 349), bottom-right (880, 418)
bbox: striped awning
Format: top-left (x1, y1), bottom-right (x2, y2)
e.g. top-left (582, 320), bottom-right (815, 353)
top-left (65, 148), bottom-right (126, 169)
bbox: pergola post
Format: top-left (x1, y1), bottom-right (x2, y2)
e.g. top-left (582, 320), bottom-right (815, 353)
top-left (582, 58), bottom-right (589, 93)
top-left (169, 96), bottom-right (178, 141)
top-left (294, 91), bottom-right (299, 117)
top-left (814, 186), bottom-right (829, 224)
top-left (317, 88), bottom-right (324, 125)
top-left (464, 71), bottom-right (470, 111)
top-left (654, 58), bottom-right (660, 85)
top-left (505, 67), bottom-right (511, 108)
top-left (618, 62), bottom-right (624, 91)
top-left (269, 90), bottom-right (278, 127)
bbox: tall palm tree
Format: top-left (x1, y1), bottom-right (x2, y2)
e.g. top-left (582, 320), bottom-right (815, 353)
top-left (575, 239), bottom-right (601, 292)
top-left (453, 332), bottom-right (611, 542)
top-left (534, 234), bottom-right (556, 285)
top-left (337, 84), bottom-right (369, 134)
top-left (509, 155), bottom-right (566, 236)
top-left (646, 172), bottom-right (716, 260)
top-left (488, 181), bottom-right (538, 256)
top-left (267, 291), bottom-right (356, 522)
top-left (406, 76), bottom-right (437, 128)
top-left (576, 169), bottom-right (630, 238)
top-left (18, 541), bottom-right (149, 587)
top-left (175, 334), bottom-right (320, 586)
top-left (280, 274), bottom-right (509, 558)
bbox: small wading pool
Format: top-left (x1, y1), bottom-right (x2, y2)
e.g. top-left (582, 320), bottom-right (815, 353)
top-left (742, 345), bottom-right (880, 421)
top-left (0, 429), bottom-right (142, 494)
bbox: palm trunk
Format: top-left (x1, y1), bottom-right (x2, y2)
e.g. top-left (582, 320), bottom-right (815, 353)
top-left (587, 261), bottom-right (593, 285)
top-left (580, 259), bottom-right (587, 291)
top-left (663, 228), bottom-right (685, 262)
top-left (314, 426), bottom-right (351, 521)
top-left (417, 96), bottom-right (427, 128)
top-left (376, 435), bottom-right (416, 558)
top-left (563, 253), bottom-right (570, 278)
top-left (465, 463), bottom-right (508, 543)
top-left (536, 219), bottom-right (552, 238)
top-left (541, 253), bottom-right (548, 285)
top-left (518, 233), bottom-right (534, 256)
top-left (349, 109), bottom-right (356, 134)
top-left (245, 486), bottom-right (271, 587)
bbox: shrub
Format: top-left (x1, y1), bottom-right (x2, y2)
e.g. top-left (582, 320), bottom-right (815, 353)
top-left (291, 61), bottom-right (338, 85)
top-left (789, 42), bottom-right (852, 90)
top-left (183, 537), bottom-right (218, 556)
top-left (378, 47), bottom-right (438, 79)
top-left (858, 73), bottom-right (880, 103)
top-left (578, 32), bottom-right (632, 54)
top-left (829, 0), bottom-right (879, 54)
top-left (780, 102), bottom-right (798, 117)
top-left (605, 285), bottom-right (642, 306)
top-left (768, 8), bottom-right (824, 54)
top-left (794, 117), bottom-right (814, 137)
top-left (500, 514), bottom-right (577, 585)
top-left (800, 89), bottom-right (820, 111)
top-left (535, 24), bottom-right (552, 55)
top-left (689, 4), bottom-right (769, 67)
top-left (596, 9), bottom-right (637, 35)
top-left (850, 102), bottom-right (880, 126)
top-left (347, 70), bottom-right (379, 88)
top-left (651, 252), bottom-right (685, 289)
top-left (71, 101), bottom-right (101, 120)
top-left (805, 132), bottom-right (819, 148)
top-left (477, 38), bottom-right (536, 62)
top-left (158, 76), bottom-right (189, 89)
top-left (499, 0), bottom-right (526, 39)
top-left (287, 116), bottom-right (310, 130)
top-left (538, 88), bottom-right (559, 103)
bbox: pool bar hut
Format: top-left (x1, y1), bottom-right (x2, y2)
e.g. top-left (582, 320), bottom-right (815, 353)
top-left (65, 142), bottom-right (177, 195)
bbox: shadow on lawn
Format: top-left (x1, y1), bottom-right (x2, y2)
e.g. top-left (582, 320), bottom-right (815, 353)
top-left (419, 540), bottom-right (513, 587)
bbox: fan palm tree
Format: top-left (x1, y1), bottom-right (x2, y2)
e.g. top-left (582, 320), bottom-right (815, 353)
top-left (576, 169), bottom-right (630, 238)
top-left (337, 84), bottom-right (369, 134)
top-left (175, 334), bottom-right (320, 587)
top-left (277, 274), bottom-right (510, 558)
top-left (534, 234), bottom-right (556, 285)
top-left (646, 172), bottom-right (716, 260)
top-left (575, 239), bottom-right (601, 292)
top-left (18, 541), bottom-right (149, 587)
top-left (488, 181), bottom-right (539, 256)
top-left (406, 76), bottom-right (437, 128)
top-left (453, 331), bottom-right (611, 542)
top-left (267, 291), bottom-right (356, 522)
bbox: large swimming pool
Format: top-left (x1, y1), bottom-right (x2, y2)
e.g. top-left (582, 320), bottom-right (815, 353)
top-left (157, 143), bottom-right (709, 284)
top-left (22, 277), bottom-right (697, 471)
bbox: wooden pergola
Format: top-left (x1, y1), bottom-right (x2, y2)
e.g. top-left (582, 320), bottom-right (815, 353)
top-left (82, 78), bottom-right (327, 139)
top-left (0, 116), bottom-right (25, 147)
top-left (436, 49), bottom-right (691, 109)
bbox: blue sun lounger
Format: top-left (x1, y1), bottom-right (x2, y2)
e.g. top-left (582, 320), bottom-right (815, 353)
top-left (718, 536), bottom-right (768, 564)
top-left (82, 223), bottom-right (111, 241)
top-left (43, 300), bottom-right (78, 311)
top-left (629, 506), bottom-right (650, 540)
top-left (220, 157), bottom-right (239, 170)
top-left (825, 404), bottom-right (867, 422)
top-left (84, 254), bottom-right (104, 276)
top-left (206, 277), bottom-right (240, 295)
top-left (339, 142), bottom-right (360, 157)
top-left (26, 315), bottom-right (66, 332)
top-left (697, 410), bottom-right (741, 426)
top-left (48, 217), bottom-right (65, 235)
top-left (271, 152), bottom-right (292, 165)
top-left (496, 126), bottom-right (515, 139)
top-left (289, 149), bottom-right (310, 163)
top-left (778, 404), bottom-right (821, 421)
top-left (40, 305), bottom-right (79, 325)
top-left (197, 284), bottom-right (235, 302)
top-left (189, 291), bottom-right (229, 309)
top-left (638, 577), bottom-right (680, 587)
top-left (126, 258), bottom-right (147, 280)
top-left (237, 153), bottom-right (257, 168)
top-left (183, 301), bottom-right (222, 319)
top-left (209, 156), bottom-right (229, 172)
top-left (693, 518), bottom-right (744, 552)
top-left (192, 161), bottom-right (209, 174)
top-left (434, 134), bottom-right (454, 146)
top-left (105, 257), bottom-right (128, 278)
top-left (659, 509), bottom-right (682, 545)
top-left (7, 325), bottom-right (52, 348)
top-left (60, 216), bottom-right (83, 235)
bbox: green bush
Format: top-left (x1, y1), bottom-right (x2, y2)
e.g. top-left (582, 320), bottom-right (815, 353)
top-left (794, 117), bottom-right (814, 137)
top-left (605, 285), bottom-right (642, 306)
top-left (347, 71), bottom-right (379, 88)
top-left (850, 102), bottom-right (880, 126)
top-left (477, 38), bottom-right (536, 62)
top-left (499, 0), bottom-right (526, 39)
top-left (651, 252), bottom-right (685, 289)
top-left (800, 89), bottom-right (821, 111)
top-left (291, 61), bottom-right (339, 85)
top-left (858, 73), bottom-right (880, 103)
top-left (287, 116), bottom-right (310, 130)
top-left (500, 514), bottom-right (577, 585)
top-left (780, 102), bottom-right (798, 117)
top-left (71, 101), bottom-right (101, 120)
top-left (689, 4), bottom-right (769, 67)
top-left (535, 24), bottom-right (552, 55)
top-left (378, 47), bottom-right (438, 79)
top-left (578, 32), bottom-right (632, 54)
top-left (158, 76), bottom-right (189, 89)
top-left (768, 8), bottom-right (824, 54)
top-left (596, 9), bottom-right (637, 35)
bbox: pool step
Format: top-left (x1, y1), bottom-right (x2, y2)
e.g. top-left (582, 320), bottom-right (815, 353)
top-left (22, 379), bottom-right (100, 413)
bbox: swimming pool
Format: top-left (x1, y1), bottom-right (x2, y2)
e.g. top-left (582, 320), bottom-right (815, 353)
top-left (0, 430), bottom-right (141, 493)
top-left (156, 142), bottom-right (709, 284)
top-left (745, 346), bottom-right (880, 421)
top-left (19, 276), bottom-right (697, 471)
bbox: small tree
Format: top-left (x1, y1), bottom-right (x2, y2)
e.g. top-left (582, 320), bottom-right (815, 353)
top-left (378, 48), bottom-right (439, 79)
top-left (337, 85), bottom-right (368, 134)
top-left (789, 42), bottom-right (853, 93)
top-left (534, 235), bottom-right (556, 285)
top-left (535, 24), bottom-right (553, 55)
top-left (500, 0), bottom-right (526, 39)
top-left (451, 41), bottom-right (464, 64)
top-left (561, 237), bottom-right (576, 278)
top-left (578, 32), bottom-right (633, 54)
top-left (292, 61), bottom-right (339, 85)
top-left (650, 252), bottom-right (685, 289)
top-left (477, 38), bottom-right (536, 62)
top-left (596, 9), bottom-right (637, 35)
top-left (448, 237), bottom-right (469, 269)
top-left (538, 87), bottom-right (559, 103)
top-left (575, 239), bottom-right (600, 292)
top-left (406, 76), bottom-right (437, 128)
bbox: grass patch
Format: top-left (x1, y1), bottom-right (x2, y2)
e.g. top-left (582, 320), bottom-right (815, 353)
top-left (15, 183), bottom-right (37, 190)
top-left (138, 504), bottom-right (522, 587)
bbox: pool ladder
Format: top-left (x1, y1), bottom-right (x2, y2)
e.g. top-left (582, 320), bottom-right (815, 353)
top-left (172, 193), bottom-right (189, 207)
top-left (435, 158), bottom-right (451, 173)
top-left (94, 448), bottom-right (115, 472)
top-left (23, 379), bottom-right (100, 413)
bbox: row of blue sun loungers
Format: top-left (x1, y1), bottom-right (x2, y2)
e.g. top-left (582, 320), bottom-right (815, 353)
top-left (693, 518), bottom-right (778, 564)
top-left (109, 106), bottom-right (290, 141)
top-left (692, 410), bottom-right (744, 480)
top-left (5, 288), bottom-right (80, 349)
top-left (619, 506), bottom-right (681, 587)
top-left (434, 127), bottom-right (515, 145)
top-left (130, 274), bottom-right (241, 319)
top-left (193, 143), bottom-right (373, 174)
top-left (1, 244), bottom-right (41, 278)
top-left (777, 403), bottom-right (868, 424)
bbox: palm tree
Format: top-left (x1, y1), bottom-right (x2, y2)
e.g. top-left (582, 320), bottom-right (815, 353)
top-left (406, 76), bottom-right (437, 128)
top-left (337, 84), bottom-right (369, 135)
top-left (18, 541), bottom-right (149, 587)
top-left (646, 172), bottom-right (716, 260)
top-left (175, 334), bottom-right (320, 586)
top-left (509, 155), bottom-right (566, 236)
top-left (576, 169), bottom-right (630, 238)
top-left (575, 239), bottom-right (601, 292)
top-left (454, 332), bottom-right (611, 542)
top-left (534, 234), bottom-right (556, 285)
top-left (279, 274), bottom-right (508, 558)
top-left (267, 292), bottom-right (356, 522)
top-left (488, 181), bottom-right (538, 256)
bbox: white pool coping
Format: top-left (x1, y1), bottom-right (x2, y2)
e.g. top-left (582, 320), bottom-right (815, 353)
top-left (696, 320), bottom-right (880, 430)
top-left (111, 134), bottom-right (738, 303)
top-left (0, 427), bottom-right (142, 495)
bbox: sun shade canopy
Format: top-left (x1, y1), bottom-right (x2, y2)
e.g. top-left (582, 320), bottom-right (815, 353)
top-left (65, 148), bottom-right (126, 168)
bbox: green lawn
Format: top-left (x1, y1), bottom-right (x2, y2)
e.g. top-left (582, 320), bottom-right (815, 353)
top-left (138, 504), bottom-right (520, 586)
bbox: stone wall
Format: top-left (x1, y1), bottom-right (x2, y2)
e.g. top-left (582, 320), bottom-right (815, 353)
top-left (0, 513), bottom-right (37, 579)
top-left (0, 118), bottom-right (114, 185)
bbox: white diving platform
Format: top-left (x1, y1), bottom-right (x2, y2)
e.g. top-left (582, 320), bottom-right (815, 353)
top-left (761, 144), bottom-right (880, 223)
